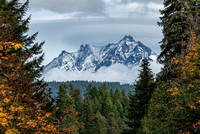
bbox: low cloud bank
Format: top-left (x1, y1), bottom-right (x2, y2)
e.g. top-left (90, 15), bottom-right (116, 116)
top-left (43, 61), bottom-right (162, 84)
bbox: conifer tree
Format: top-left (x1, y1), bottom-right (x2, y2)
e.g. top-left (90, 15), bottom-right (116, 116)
top-left (102, 96), bottom-right (113, 117)
top-left (0, 1), bottom-right (82, 132)
top-left (114, 100), bottom-right (123, 118)
top-left (0, 0), bottom-right (55, 114)
top-left (125, 58), bottom-right (156, 133)
top-left (83, 97), bottom-right (95, 134)
top-left (158, 0), bottom-right (192, 62)
top-left (141, 1), bottom-right (200, 133)
top-left (71, 87), bottom-right (84, 121)
top-left (0, 0), bottom-right (44, 79)
top-left (85, 84), bottom-right (99, 100)
top-left (157, 0), bottom-right (196, 80)
top-left (121, 89), bottom-right (129, 119)
top-left (92, 97), bottom-right (100, 114)
top-left (110, 88), bottom-right (114, 102)
top-left (93, 112), bottom-right (107, 134)
top-left (142, 31), bottom-right (200, 134)
top-left (55, 84), bottom-right (70, 130)
top-left (55, 83), bottom-right (82, 132)
top-left (107, 112), bottom-right (119, 134)
top-left (141, 82), bottom-right (180, 133)
top-left (114, 88), bottom-right (122, 102)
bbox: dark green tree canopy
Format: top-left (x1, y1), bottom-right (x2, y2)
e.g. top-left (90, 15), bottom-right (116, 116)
top-left (157, 0), bottom-right (200, 81)
top-left (125, 58), bottom-right (156, 133)
top-left (0, 0), bottom-right (45, 79)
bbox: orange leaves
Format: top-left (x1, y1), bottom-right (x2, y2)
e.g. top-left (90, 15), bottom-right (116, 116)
top-left (0, 84), bottom-right (5, 89)
top-left (0, 13), bottom-right (82, 134)
top-left (0, 42), bottom-right (24, 55)
top-left (5, 129), bottom-right (20, 134)
top-left (42, 124), bottom-right (57, 132)
top-left (45, 112), bottom-right (52, 118)
top-left (193, 120), bottom-right (200, 130)
top-left (168, 31), bottom-right (200, 133)
top-left (0, 111), bottom-right (9, 127)
top-left (167, 87), bottom-right (181, 96)
top-left (186, 103), bottom-right (196, 110)
top-left (179, 130), bottom-right (191, 134)
top-left (9, 105), bottom-right (24, 112)
top-left (55, 107), bottom-right (59, 111)
top-left (196, 98), bottom-right (200, 104)
top-left (171, 32), bottom-right (200, 79)
top-left (3, 98), bottom-right (10, 104)
top-left (13, 43), bottom-right (24, 50)
top-left (62, 126), bottom-right (83, 134)
top-left (172, 57), bottom-right (179, 64)
top-left (27, 120), bottom-right (37, 128)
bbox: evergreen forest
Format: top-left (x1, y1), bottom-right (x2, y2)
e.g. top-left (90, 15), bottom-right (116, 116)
top-left (46, 81), bottom-right (134, 98)
top-left (0, 0), bottom-right (200, 133)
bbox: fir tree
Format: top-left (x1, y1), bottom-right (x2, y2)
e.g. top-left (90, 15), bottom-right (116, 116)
top-left (113, 88), bottom-right (122, 102)
top-left (106, 112), bottom-right (119, 134)
top-left (83, 97), bottom-right (95, 134)
top-left (142, 1), bottom-right (200, 133)
top-left (157, 0), bottom-right (199, 80)
top-left (0, 0), bottom-right (54, 113)
top-left (110, 88), bottom-right (114, 102)
top-left (141, 83), bottom-right (181, 133)
top-left (85, 84), bottom-right (99, 100)
top-left (125, 58), bottom-right (156, 133)
top-left (92, 97), bottom-right (100, 114)
top-left (142, 31), bottom-right (200, 134)
top-left (112, 105), bottom-right (120, 119)
top-left (93, 112), bottom-right (107, 134)
top-left (71, 87), bottom-right (84, 121)
top-left (55, 84), bottom-right (69, 130)
top-left (121, 89), bottom-right (129, 119)
top-left (114, 100), bottom-right (123, 118)
top-left (102, 96), bottom-right (113, 117)
top-left (0, 0), bottom-right (45, 79)
top-left (0, 1), bottom-right (82, 133)
top-left (158, 0), bottom-right (192, 63)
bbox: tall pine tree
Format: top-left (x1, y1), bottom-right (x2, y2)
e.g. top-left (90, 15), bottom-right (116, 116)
top-left (142, 1), bottom-right (200, 133)
top-left (55, 84), bottom-right (69, 130)
top-left (0, 0), bottom-right (54, 113)
top-left (125, 58), bottom-right (156, 133)
top-left (0, 0), bottom-right (44, 79)
top-left (157, 0), bottom-right (196, 80)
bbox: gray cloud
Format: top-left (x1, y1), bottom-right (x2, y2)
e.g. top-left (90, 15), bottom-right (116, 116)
top-left (28, 18), bottom-right (162, 65)
top-left (125, 0), bottom-right (163, 3)
top-left (20, 0), bottom-right (164, 20)
top-left (28, 0), bottom-right (105, 14)
top-left (25, 0), bottom-right (163, 65)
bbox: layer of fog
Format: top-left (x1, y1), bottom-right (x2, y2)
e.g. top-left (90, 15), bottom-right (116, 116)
top-left (43, 60), bottom-right (162, 84)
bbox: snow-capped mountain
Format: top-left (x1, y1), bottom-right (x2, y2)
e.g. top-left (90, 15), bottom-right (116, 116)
top-left (43, 35), bottom-right (157, 74)
top-left (43, 35), bottom-right (161, 83)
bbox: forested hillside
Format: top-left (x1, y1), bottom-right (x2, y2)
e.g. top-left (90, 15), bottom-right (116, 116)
top-left (54, 83), bottom-right (130, 133)
top-left (46, 81), bottom-right (134, 98)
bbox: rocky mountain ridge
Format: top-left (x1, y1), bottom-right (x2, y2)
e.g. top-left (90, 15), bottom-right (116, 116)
top-left (43, 35), bottom-right (157, 75)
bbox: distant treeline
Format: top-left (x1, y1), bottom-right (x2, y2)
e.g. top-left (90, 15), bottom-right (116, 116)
top-left (45, 81), bottom-right (135, 98)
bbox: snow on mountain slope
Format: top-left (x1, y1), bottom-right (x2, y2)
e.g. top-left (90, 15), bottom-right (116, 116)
top-left (43, 35), bottom-right (161, 84)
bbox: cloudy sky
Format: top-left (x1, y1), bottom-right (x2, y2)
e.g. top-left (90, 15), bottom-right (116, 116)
top-left (20, 0), bottom-right (164, 65)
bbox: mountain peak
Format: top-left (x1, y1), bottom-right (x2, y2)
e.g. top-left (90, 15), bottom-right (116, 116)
top-left (79, 44), bottom-right (91, 51)
top-left (44, 35), bottom-right (157, 75)
top-left (120, 35), bottom-right (135, 42)
top-left (59, 50), bottom-right (67, 56)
